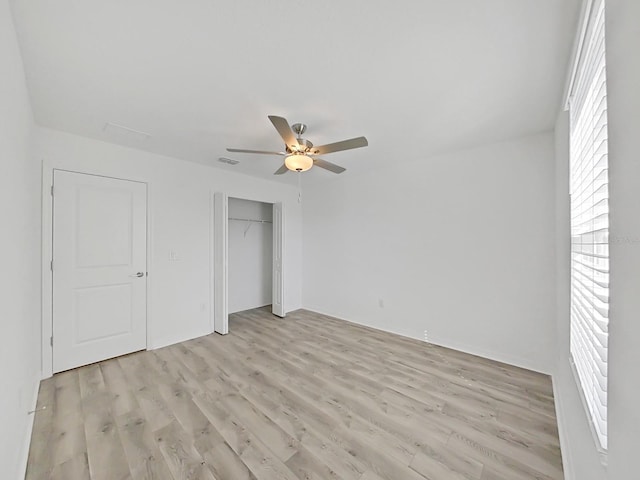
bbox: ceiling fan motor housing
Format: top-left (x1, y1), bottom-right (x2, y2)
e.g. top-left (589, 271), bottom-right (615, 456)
top-left (287, 137), bottom-right (313, 153)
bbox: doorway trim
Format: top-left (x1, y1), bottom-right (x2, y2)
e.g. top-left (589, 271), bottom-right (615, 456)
top-left (41, 165), bottom-right (153, 379)
top-left (212, 192), bottom-right (228, 334)
top-left (210, 192), bottom-right (286, 334)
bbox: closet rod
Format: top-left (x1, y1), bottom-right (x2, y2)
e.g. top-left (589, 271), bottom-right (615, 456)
top-left (229, 217), bottom-right (272, 224)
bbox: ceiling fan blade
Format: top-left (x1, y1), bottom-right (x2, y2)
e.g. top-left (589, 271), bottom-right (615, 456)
top-left (310, 136), bottom-right (368, 155)
top-left (313, 158), bottom-right (346, 174)
top-left (274, 164), bottom-right (289, 175)
top-left (268, 115), bottom-right (300, 149)
top-left (227, 148), bottom-right (285, 155)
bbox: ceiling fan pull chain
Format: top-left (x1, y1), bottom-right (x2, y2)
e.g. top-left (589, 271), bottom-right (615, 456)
top-left (298, 171), bottom-right (302, 204)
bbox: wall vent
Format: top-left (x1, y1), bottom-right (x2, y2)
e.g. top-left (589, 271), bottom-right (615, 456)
top-left (218, 157), bottom-right (240, 165)
top-left (103, 122), bottom-right (152, 142)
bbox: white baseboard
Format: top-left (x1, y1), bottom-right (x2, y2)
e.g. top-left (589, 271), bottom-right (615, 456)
top-left (149, 328), bottom-right (213, 351)
top-left (303, 307), bottom-right (551, 375)
top-left (552, 374), bottom-right (574, 480)
top-left (425, 334), bottom-right (551, 375)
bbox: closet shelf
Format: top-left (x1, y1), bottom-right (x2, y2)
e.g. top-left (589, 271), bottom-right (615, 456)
top-left (229, 217), bottom-right (272, 224)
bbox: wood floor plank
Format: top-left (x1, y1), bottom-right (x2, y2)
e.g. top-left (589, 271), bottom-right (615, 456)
top-left (202, 440), bottom-right (257, 480)
top-left (193, 390), bottom-right (301, 480)
top-left (24, 378), bottom-right (56, 480)
top-left (417, 441), bottom-right (484, 480)
top-left (284, 446), bottom-right (347, 480)
top-left (50, 412), bottom-right (86, 469)
top-left (100, 359), bottom-right (140, 417)
top-left (201, 358), bottom-right (367, 479)
top-left (115, 409), bottom-right (175, 479)
top-left (82, 389), bottom-right (132, 480)
top-left (409, 451), bottom-right (475, 480)
top-left (50, 452), bottom-right (91, 480)
top-left (26, 307), bottom-right (564, 479)
top-left (134, 385), bottom-right (177, 434)
top-left (218, 391), bottom-right (299, 463)
top-left (206, 333), bottom-right (426, 479)
top-left (156, 380), bottom-right (226, 456)
top-left (78, 364), bottom-right (107, 399)
top-left (154, 421), bottom-right (215, 480)
top-left (359, 471), bottom-right (386, 480)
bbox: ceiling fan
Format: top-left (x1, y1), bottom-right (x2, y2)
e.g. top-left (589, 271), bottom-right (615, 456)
top-left (227, 115), bottom-right (368, 175)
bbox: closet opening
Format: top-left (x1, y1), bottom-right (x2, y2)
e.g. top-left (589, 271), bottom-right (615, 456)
top-left (212, 193), bottom-right (284, 335)
top-left (228, 197), bottom-right (273, 314)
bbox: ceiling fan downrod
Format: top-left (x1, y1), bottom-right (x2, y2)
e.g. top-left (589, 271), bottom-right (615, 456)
top-left (289, 123), bottom-right (313, 153)
top-left (291, 123), bottom-right (307, 137)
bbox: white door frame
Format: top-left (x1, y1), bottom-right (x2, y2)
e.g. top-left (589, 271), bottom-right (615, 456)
top-left (212, 192), bottom-right (228, 334)
top-left (210, 192), bottom-right (286, 333)
top-left (272, 202), bottom-right (285, 318)
top-left (41, 166), bottom-right (153, 379)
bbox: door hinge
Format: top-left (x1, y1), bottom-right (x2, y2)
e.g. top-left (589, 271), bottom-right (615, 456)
top-left (50, 260), bottom-right (53, 271)
top-left (50, 336), bottom-right (53, 347)
top-left (50, 185), bottom-right (54, 196)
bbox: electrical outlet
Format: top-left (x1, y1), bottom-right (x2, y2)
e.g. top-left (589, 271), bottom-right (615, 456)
top-left (423, 330), bottom-right (429, 343)
top-left (378, 299), bottom-right (384, 308)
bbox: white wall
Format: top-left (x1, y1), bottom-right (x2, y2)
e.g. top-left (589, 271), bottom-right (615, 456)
top-left (604, 0), bottom-right (640, 476)
top-left (228, 197), bottom-right (273, 313)
top-left (303, 132), bottom-right (557, 373)
top-left (36, 126), bottom-right (302, 374)
top-left (0, 1), bottom-right (41, 478)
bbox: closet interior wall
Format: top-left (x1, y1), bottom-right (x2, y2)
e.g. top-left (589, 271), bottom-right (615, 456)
top-left (228, 197), bottom-right (273, 314)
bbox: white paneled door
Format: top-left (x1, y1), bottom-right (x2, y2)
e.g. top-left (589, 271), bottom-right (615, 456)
top-left (52, 170), bottom-right (147, 373)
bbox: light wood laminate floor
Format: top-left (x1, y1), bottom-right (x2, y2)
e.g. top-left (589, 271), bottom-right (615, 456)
top-left (26, 307), bottom-right (563, 479)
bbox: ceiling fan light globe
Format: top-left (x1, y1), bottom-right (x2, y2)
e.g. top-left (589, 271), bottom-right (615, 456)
top-left (285, 154), bottom-right (313, 172)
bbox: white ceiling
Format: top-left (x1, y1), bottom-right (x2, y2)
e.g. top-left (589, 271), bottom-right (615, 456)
top-left (12, 0), bottom-right (579, 184)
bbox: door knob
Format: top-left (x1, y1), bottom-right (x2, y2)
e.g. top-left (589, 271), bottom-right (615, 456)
top-left (130, 272), bottom-right (144, 278)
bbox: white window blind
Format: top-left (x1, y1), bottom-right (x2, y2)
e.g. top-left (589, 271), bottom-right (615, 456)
top-left (568, 0), bottom-right (608, 451)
